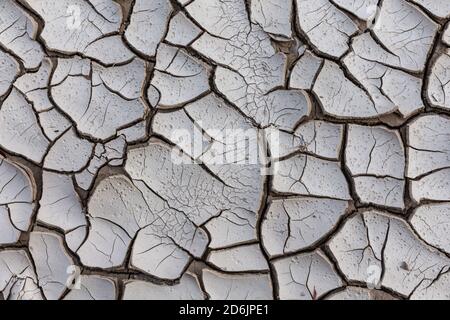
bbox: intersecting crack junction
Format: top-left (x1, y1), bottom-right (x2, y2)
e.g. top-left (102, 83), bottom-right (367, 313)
top-left (0, 0), bottom-right (449, 301)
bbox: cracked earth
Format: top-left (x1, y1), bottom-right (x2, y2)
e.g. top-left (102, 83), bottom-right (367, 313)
top-left (0, 0), bottom-right (449, 301)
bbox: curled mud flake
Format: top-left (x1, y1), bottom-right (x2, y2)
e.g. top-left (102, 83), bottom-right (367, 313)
top-left (202, 269), bottom-right (273, 300)
top-left (0, 250), bottom-right (43, 300)
top-left (117, 121), bottom-right (148, 144)
top-left (0, 89), bottom-right (50, 163)
top-left (24, 0), bottom-right (130, 64)
top-left (38, 171), bottom-right (86, 233)
top-left (75, 136), bottom-right (127, 191)
top-left (407, 114), bottom-right (450, 179)
top-left (346, 125), bottom-right (405, 209)
top-left (407, 115), bottom-right (450, 203)
top-left (80, 174), bottom-right (207, 279)
top-left (189, 0), bottom-right (310, 130)
top-left (125, 0), bottom-right (173, 58)
top-left (268, 120), bottom-right (344, 160)
top-left (43, 128), bottom-right (94, 173)
top-left (37, 109), bottom-right (72, 142)
top-left (0, 50), bottom-right (19, 97)
top-left (186, 0), bottom-right (250, 39)
top-left (315, 28), bottom-right (428, 119)
top-left (165, 12), bottom-right (202, 47)
top-left (410, 203), bottom-right (450, 255)
top-left (131, 224), bottom-right (204, 280)
top-left (65, 226), bottom-right (87, 253)
top-left (251, 0), bottom-right (293, 40)
top-left (0, 158), bottom-right (36, 245)
top-left (93, 59), bottom-right (146, 100)
top-left (427, 50), bottom-right (450, 111)
top-left (411, 168), bottom-right (450, 203)
top-left (326, 286), bottom-right (397, 300)
top-left (372, 0), bottom-right (438, 72)
top-left (409, 0), bottom-right (450, 19)
top-left (272, 250), bottom-right (343, 300)
top-left (63, 275), bottom-right (116, 300)
top-left (273, 154), bottom-right (351, 200)
top-left (29, 231), bottom-right (75, 300)
top-left (77, 217), bottom-right (132, 269)
top-left (296, 0), bottom-right (358, 58)
top-left (353, 176), bottom-right (405, 210)
top-left (151, 44), bottom-right (210, 108)
top-left (83, 36), bottom-right (134, 65)
top-left (14, 58), bottom-right (53, 112)
top-left (51, 58), bottom-right (148, 141)
top-left (327, 211), bottom-right (389, 285)
top-left (0, 207), bottom-right (21, 245)
top-left (332, 0), bottom-right (379, 21)
top-left (328, 210), bottom-right (450, 297)
top-left (289, 51), bottom-right (323, 91)
top-left (0, 0), bottom-right (44, 69)
top-left (410, 271), bottom-right (450, 300)
top-left (212, 56), bottom-right (311, 131)
top-left (313, 60), bottom-right (377, 119)
top-left (261, 197), bottom-right (350, 257)
top-left (152, 109), bottom-right (210, 159)
top-left (123, 273), bottom-right (205, 300)
top-left (131, 139), bottom-right (260, 251)
top-left (207, 244), bottom-right (269, 272)
top-left (344, 36), bottom-right (425, 118)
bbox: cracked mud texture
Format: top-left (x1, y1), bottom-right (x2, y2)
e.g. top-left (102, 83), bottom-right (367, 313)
top-left (0, 0), bottom-right (449, 301)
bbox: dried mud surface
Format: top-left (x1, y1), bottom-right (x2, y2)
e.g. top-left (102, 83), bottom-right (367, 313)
top-left (0, 0), bottom-right (449, 300)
